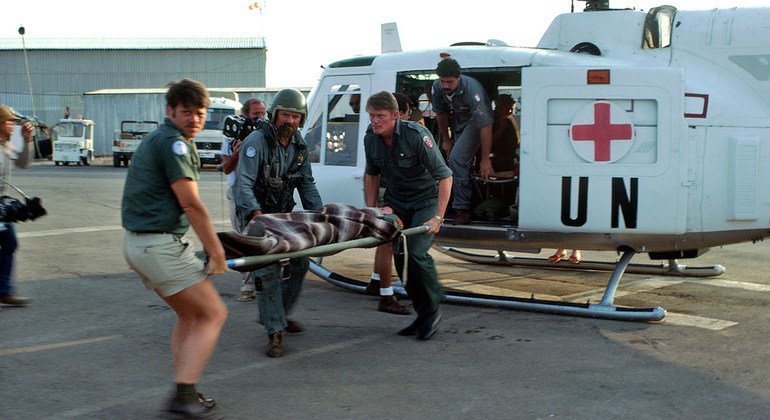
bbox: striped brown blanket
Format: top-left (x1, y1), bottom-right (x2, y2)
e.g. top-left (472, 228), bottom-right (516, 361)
top-left (218, 203), bottom-right (399, 260)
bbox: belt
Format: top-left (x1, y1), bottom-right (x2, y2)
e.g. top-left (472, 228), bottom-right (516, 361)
top-left (128, 230), bottom-right (182, 236)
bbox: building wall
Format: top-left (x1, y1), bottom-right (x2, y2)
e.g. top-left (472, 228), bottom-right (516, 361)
top-left (0, 47), bottom-right (267, 125)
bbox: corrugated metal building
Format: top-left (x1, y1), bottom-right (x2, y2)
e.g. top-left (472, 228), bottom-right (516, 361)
top-left (0, 37), bottom-right (266, 125)
top-left (84, 87), bottom-right (311, 155)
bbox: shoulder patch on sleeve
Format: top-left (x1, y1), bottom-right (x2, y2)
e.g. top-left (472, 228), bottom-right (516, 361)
top-left (423, 135), bottom-right (433, 148)
top-left (246, 146), bottom-right (257, 158)
top-left (172, 140), bottom-right (188, 156)
top-left (474, 93), bottom-right (481, 103)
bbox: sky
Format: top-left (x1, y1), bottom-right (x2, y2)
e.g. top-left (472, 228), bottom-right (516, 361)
top-left (5, 0), bottom-right (769, 88)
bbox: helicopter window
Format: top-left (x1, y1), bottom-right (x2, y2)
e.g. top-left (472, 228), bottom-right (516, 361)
top-left (304, 84), bottom-right (360, 166)
top-left (642, 5), bottom-right (677, 49)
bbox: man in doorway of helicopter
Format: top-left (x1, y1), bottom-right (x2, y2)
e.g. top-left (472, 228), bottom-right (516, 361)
top-left (431, 57), bottom-right (494, 225)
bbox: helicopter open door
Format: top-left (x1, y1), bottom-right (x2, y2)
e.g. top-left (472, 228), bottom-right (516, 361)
top-left (518, 66), bottom-right (687, 244)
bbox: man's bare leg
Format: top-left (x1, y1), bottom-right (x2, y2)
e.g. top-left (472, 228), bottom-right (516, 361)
top-left (373, 243), bottom-right (410, 315)
top-left (158, 278), bottom-right (228, 384)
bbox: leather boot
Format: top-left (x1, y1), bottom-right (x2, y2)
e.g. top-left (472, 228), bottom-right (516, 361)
top-left (265, 331), bottom-right (284, 358)
top-left (378, 295), bottom-right (411, 315)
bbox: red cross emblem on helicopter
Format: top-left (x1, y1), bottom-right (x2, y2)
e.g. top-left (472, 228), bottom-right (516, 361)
top-left (568, 100), bottom-right (634, 163)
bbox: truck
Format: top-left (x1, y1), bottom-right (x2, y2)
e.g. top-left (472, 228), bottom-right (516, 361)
top-left (52, 118), bottom-right (95, 166)
top-left (195, 96), bottom-right (242, 167)
top-left (112, 120), bottom-right (159, 167)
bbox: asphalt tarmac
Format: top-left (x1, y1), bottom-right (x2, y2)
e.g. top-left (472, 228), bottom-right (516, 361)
top-left (1, 161), bottom-right (768, 419)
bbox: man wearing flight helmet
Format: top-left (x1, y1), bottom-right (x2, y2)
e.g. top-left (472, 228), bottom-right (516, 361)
top-left (233, 88), bottom-right (323, 358)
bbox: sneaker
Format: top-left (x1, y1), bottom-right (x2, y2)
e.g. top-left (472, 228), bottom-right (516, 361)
top-left (0, 295), bottom-right (31, 306)
top-left (197, 393), bottom-right (216, 409)
top-left (364, 279), bottom-right (381, 296)
top-left (285, 319), bottom-right (305, 333)
top-left (237, 290), bottom-right (255, 302)
top-left (265, 331), bottom-right (284, 358)
top-left (378, 295), bottom-right (411, 315)
top-left (162, 395), bottom-right (221, 419)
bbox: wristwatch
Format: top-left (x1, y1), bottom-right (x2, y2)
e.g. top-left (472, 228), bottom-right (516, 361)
top-left (433, 215), bottom-right (443, 222)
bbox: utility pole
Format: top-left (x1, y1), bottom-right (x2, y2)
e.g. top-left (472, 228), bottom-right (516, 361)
top-left (18, 25), bottom-right (36, 118)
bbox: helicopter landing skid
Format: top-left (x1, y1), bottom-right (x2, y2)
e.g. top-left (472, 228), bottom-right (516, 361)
top-left (434, 246), bottom-right (726, 278)
top-left (309, 247), bottom-right (667, 322)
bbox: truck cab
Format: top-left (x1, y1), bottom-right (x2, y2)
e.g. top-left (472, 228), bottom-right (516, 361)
top-left (53, 118), bottom-right (95, 166)
top-left (112, 120), bottom-right (159, 167)
top-left (196, 97), bottom-right (242, 167)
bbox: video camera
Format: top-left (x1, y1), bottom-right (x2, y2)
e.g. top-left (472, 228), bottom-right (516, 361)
top-left (222, 114), bottom-right (258, 141)
top-left (0, 196), bottom-right (46, 223)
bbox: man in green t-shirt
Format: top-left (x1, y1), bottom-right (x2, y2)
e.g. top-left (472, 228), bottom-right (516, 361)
top-left (121, 79), bottom-right (227, 418)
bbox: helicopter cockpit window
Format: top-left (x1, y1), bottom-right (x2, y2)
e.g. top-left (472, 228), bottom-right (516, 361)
top-left (303, 84), bottom-right (360, 166)
top-left (642, 5), bottom-right (677, 49)
top-left (324, 85), bottom-right (360, 166)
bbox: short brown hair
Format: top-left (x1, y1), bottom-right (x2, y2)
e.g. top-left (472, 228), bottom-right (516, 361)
top-left (365, 91), bottom-right (398, 113)
top-left (166, 79), bottom-right (210, 109)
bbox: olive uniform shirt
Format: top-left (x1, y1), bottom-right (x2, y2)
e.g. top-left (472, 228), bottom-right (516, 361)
top-left (121, 118), bottom-right (200, 234)
top-left (364, 119), bottom-right (452, 210)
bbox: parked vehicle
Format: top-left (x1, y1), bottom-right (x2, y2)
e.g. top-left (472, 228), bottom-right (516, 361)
top-left (53, 119), bottom-right (95, 166)
top-left (112, 120), bottom-right (159, 167)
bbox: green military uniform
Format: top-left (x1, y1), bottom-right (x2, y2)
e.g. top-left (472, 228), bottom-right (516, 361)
top-left (122, 117), bottom-right (200, 234)
top-left (364, 119), bottom-right (452, 317)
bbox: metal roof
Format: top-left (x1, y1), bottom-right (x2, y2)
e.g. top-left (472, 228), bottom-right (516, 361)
top-left (0, 37), bottom-right (266, 50)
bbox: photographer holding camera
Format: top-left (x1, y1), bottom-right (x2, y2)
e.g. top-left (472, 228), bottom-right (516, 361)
top-left (0, 105), bottom-right (35, 307)
top-left (220, 98), bottom-right (266, 302)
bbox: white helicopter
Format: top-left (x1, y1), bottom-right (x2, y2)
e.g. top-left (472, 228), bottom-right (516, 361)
top-left (235, 1), bottom-right (770, 322)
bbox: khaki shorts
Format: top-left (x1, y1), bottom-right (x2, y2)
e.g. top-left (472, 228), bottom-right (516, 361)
top-left (123, 230), bottom-right (207, 297)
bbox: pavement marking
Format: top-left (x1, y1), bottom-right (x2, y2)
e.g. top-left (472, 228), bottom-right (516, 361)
top-left (442, 278), bottom-right (562, 300)
top-left (52, 312), bottom-right (479, 418)
top-left (18, 226), bottom-right (122, 238)
top-left (0, 335), bottom-right (121, 357)
top-left (686, 279), bottom-right (770, 292)
top-left (661, 313), bottom-right (739, 330)
top-left (561, 276), bottom-right (686, 302)
top-left (18, 220), bottom-right (231, 239)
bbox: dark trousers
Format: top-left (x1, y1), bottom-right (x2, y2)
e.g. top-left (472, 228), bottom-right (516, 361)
top-left (392, 203), bottom-right (444, 316)
top-left (0, 223), bottom-right (18, 297)
top-left (251, 256), bottom-right (308, 335)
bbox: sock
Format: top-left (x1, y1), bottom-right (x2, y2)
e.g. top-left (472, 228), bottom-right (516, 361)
top-left (380, 286), bottom-right (394, 296)
top-left (371, 273), bottom-right (380, 281)
top-left (175, 383), bottom-right (198, 404)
